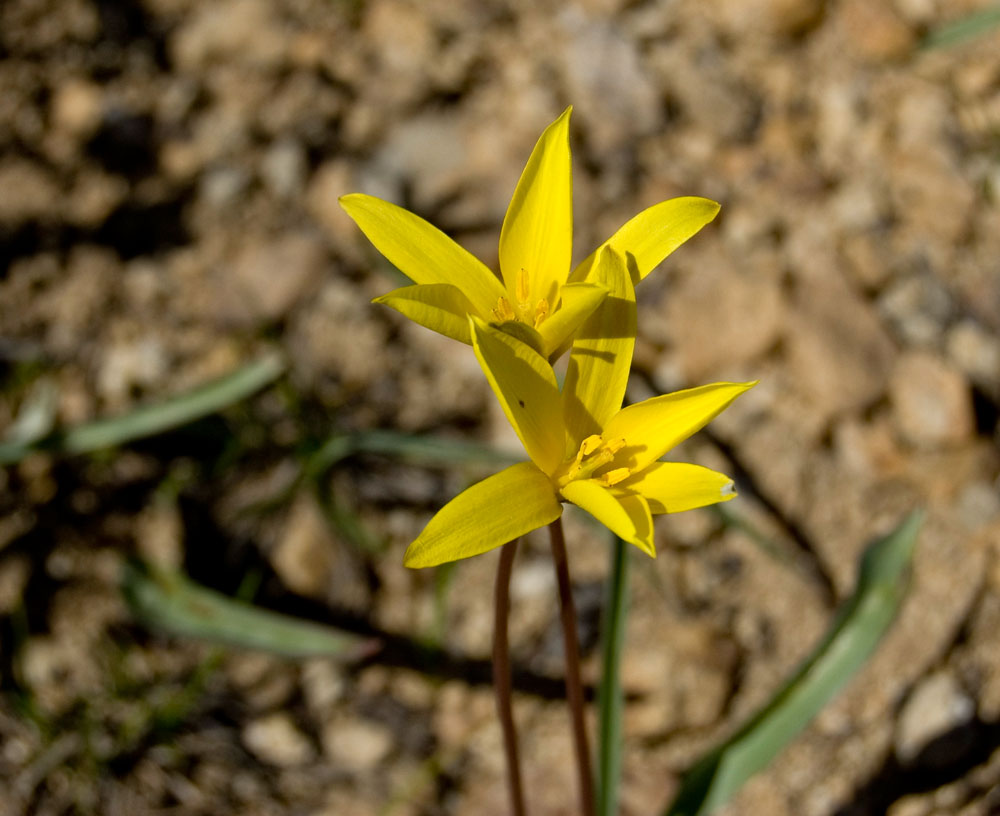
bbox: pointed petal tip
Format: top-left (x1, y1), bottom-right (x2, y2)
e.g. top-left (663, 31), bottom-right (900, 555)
top-left (721, 480), bottom-right (737, 498)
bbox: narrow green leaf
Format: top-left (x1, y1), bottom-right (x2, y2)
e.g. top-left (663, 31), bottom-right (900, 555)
top-left (122, 561), bottom-right (378, 659)
top-left (664, 511), bottom-right (922, 816)
top-left (921, 4), bottom-right (1000, 49)
top-left (597, 537), bottom-right (630, 816)
top-left (305, 429), bottom-right (522, 477)
top-left (0, 353), bottom-right (286, 464)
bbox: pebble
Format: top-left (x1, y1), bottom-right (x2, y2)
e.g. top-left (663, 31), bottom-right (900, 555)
top-left (895, 670), bottom-right (975, 765)
top-left (260, 138), bottom-right (308, 198)
top-left (215, 232), bottom-right (326, 326)
top-left (889, 351), bottom-right (975, 448)
top-left (270, 493), bottom-right (336, 599)
top-left (946, 320), bottom-right (1000, 393)
top-left (321, 715), bottom-right (394, 773)
top-left (242, 713), bottom-right (315, 768)
top-left (785, 274), bottom-right (896, 422)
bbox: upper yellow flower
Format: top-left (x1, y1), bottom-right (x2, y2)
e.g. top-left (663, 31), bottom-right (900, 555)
top-left (340, 107), bottom-right (720, 359)
top-left (404, 248), bottom-right (755, 568)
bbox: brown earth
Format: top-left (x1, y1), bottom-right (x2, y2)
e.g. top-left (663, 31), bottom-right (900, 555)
top-left (1, 0), bottom-right (999, 814)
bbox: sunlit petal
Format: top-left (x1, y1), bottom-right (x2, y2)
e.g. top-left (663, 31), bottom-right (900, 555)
top-left (470, 317), bottom-right (566, 475)
top-left (404, 462), bottom-right (562, 568)
top-left (498, 108), bottom-right (573, 310)
top-left (621, 461), bottom-right (736, 514)
top-left (562, 247), bottom-right (637, 451)
top-left (537, 282), bottom-right (608, 360)
top-left (603, 381), bottom-right (757, 474)
top-left (561, 479), bottom-right (655, 557)
top-left (571, 196), bottom-right (721, 284)
top-left (340, 193), bottom-right (505, 316)
top-left (375, 284), bottom-right (480, 344)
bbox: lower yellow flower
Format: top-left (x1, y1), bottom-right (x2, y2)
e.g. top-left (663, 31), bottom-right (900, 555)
top-left (404, 249), bottom-right (756, 568)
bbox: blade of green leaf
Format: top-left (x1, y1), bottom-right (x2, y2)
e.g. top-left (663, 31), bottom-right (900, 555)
top-left (122, 561), bottom-right (378, 659)
top-left (921, 5), bottom-right (1000, 49)
top-left (305, 429), bottom-right (522, 478)
top-left (597, 536), bottom-right (630, 816)
top-left (0, 353), bottom-right (286, 464)
top-left (664, 511), bottom-right (922, 816)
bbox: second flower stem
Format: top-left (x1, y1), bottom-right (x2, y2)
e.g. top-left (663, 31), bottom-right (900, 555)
top-left (549, 517), bottom-right (595, 816)
top-left (494, 538), bottom-right (527, 816)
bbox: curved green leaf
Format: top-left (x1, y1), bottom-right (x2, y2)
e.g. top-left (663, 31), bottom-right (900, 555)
top-left (665, 511), bottom-right (922, 816)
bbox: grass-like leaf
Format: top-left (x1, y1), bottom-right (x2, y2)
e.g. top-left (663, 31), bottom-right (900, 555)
top-left (597, 536), bottom-right (630, 816)
top-left (664, 511), bottom-right (922, 816)
top-left (922, 4), bottom-right (1000, 49)
top-left (0, 352), bottom-right (285, 464)
top-left (122, 561), bottom-right (378, 659)
top-left (305, 428), bottom-right (522, 478)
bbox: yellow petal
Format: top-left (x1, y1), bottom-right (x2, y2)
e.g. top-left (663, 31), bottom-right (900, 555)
top-left (375, 283), bottom-right (479, 344)
top-left (603, 381), bottom-right (757, 474)
top-left (404, 462), bottom-right (562, 568)
top-left (340, 193), bottom-right (505, 316)
top-left (560, 479), bottom-right (655, 557)
top-left (470, 317), bottom-right (565, 475)
top-left (562, 247), bottom-right (637, 450)
top-left (498, 108), bottom-right (573, 310)
top-left (571, 196), bottom-right (721, 284)
top-left (620, 461), bottom-right (736, 514)
top-left (537, 282), bottom-right (608, 360)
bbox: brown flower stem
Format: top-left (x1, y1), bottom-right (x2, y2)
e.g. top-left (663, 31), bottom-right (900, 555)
top-left (494, 538), bottom-right (527, 816)
top-left (549, 517), bottom-right (595, 816)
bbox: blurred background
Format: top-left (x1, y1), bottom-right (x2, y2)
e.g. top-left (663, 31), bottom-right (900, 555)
top-left (1, 0), bottom-right (999, 814)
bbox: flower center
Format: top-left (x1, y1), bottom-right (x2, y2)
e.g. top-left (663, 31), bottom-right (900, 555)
top-left (555, 434), bottom-right (631, 489)
top-left (491, 268), bottom-right (550, 328)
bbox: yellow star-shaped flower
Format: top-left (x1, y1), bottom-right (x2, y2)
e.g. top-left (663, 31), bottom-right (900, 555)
top-left (404, 248), bottom-right (755, 567)
top-left (340, 107), bottom-right (720, 359)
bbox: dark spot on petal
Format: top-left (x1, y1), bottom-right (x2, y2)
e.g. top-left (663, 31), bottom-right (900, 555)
top-left (518, 399), bottom-right (525, 408)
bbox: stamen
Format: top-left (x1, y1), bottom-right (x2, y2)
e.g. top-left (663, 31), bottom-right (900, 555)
top-left (600, 468), bottom-right (631, 487)
top-left (516, 268), bottom-right (530, 305)
top-left (533, 299), bottom-right (549, 327)
top-left (579, 435), bottom-right (602, 458)
top-left (491, 296), bottom-right (516, 322)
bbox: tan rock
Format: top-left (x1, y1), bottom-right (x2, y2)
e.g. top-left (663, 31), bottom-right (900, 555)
top-left (214, 232), bottom-right (326, 326)
top-left (785, 274), bottom-right (896, 422)
top-left (271, 493), bottom-right (336, 599)
top-left (890, 351), bottom-right (975, 449)
top-left (663, 259), bottom-right (784, 380)
top-left (895, 670), bottom-right (975, 765)
top-left (321, 715), bottom-right (394, 773)
top-left (840, 0), bottom-right (915, 62)
top-left (242, 713), bottom-right (315, 767)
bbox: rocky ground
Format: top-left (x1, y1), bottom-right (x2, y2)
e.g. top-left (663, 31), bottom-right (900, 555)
top-left (1, 0), bottom-right (999, 814)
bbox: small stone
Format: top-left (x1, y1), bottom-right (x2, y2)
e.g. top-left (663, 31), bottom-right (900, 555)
top-left (270, 493), bottom-right (336, 599)
top-left (555, 9), bottom-right (661, 153)
top-left (242, 713), bottom-right (315, 767)
top-left (890, 352), bottom-right (975, 449)
top-left (878, 273), bottom-right (954, 347)
top-left (895, 671), bottom-right (975, 765)
top-left (840, 0), bottom-right (915, 62)
top-left (260, 138), bottom-right (308, 198)
top-left (0, 158), bottom-right (61, 222)
top-left (198, 165), bottom-right (250, 209)
top-left (50, 78), bottom-right (103, 140)
top-left (321, 715), bottom-right (394, 773)
top-left (785, 274), bottom-right (896, 422)
top-left (946, 320), bottom-right (1000, 393)
top-left (663, 259), bottom-right (783, 380)
top-left (215, 232), bottom-right (326, 326)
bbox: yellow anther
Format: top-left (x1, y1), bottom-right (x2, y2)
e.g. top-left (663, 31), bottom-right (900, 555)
top-left (579, 435), bottom-right (603, 458)
top-left (491, 296), bottom-right (516, 322)
top-left (533, 299), bottom-right (549, 327)
top-left (600, 468), bottom-right (631, 487)
top-left (604, 437), bottom-right (627, 456)
top-left (516, 268), bottom-right (530, 305)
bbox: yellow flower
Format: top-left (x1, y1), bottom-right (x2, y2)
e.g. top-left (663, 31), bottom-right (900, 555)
top-left (340, 107), bottom-right (720, 359)
top-left (404, 249), bottom-right (755, 568)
